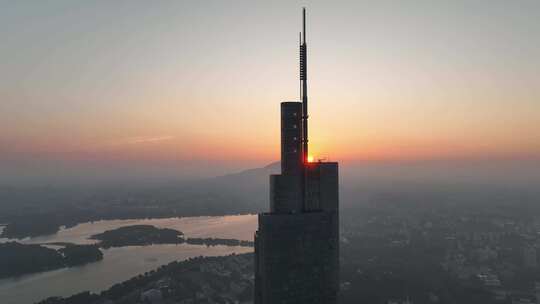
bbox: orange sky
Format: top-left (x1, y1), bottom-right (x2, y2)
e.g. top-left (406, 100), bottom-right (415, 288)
top-left (1, 1), bottom-right (539, 181)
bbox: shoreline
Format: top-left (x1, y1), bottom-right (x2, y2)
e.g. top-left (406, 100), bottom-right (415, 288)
top-left (0, 243), bottom-right (253, 283)
top-left (0, 213), bottom-right (257, 241)
top-left (0, 244), bottom-right (254, 304)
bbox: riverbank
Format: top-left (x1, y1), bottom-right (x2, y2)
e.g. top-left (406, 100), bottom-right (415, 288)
top-left (38, 253), bottom-right (255, 304)
top-left (0, 215), bottom-right (257, 304)
top-left (0, 242), bottom-right (103, 279)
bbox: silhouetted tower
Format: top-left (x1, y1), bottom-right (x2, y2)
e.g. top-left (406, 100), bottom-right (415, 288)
top-left (300, 7), bottom-right (308, 164)
top-left (255, 8), bottom-right (340, 304)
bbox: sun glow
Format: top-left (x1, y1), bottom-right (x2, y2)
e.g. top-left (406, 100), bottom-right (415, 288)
top-left (307, 155), bottom-right (314, 163)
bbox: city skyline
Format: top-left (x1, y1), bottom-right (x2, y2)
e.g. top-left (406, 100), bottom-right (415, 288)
top-left (1, 1), bottom-right (539, 182)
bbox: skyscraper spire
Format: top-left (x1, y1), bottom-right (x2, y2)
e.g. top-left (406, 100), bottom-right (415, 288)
top-left (255, 8), bottom-right (339, 304)
top-left (300, 7), bottom-right (308, 163)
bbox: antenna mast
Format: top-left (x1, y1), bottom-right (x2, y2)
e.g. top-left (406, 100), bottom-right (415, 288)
top-left (300, 7), bottom-right (308, 163)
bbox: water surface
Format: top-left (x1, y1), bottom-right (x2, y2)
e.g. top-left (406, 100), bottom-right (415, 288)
top-left (0, 215), bottom-right (257, 304)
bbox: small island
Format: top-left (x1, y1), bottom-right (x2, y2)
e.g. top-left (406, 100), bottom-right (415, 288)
top-left (90, 225), bottom-right (184, 248)
top-left (0, 225), bottom-right (253, 279)
top-left (0, 242), bottom-right (103, 279)
top-left (60, 244), bottom-right (104, 267)
top-left (90, 225), bottom-right (254, 248)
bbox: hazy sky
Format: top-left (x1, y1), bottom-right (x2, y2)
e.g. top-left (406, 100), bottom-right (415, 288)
top-left (1, 1), bottom-right (539, 182)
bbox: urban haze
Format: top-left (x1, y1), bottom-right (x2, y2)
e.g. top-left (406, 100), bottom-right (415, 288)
top-left (1, 2), bottom-right (540, 304)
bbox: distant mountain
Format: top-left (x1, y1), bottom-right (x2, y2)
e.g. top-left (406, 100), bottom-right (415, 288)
top-left (210, 161), bottom-right (280, 185)
top-left (0, 162), bottom-right (282, 239)
top-left (191, 162), bottom-right (280, 213)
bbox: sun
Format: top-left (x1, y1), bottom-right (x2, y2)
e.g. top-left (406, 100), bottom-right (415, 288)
top-left (307, 155), bottom-right (314, 163)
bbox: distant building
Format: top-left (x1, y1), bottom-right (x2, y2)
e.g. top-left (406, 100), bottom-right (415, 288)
top-left (477, 272), bottom-right (501, 287)
top-left (254, 8), bottom-right (339, 304)
top-left (534, 282), bottom-right (540, 304)
top-left (140, 289), bottom-right (163, 304)
top-left (511, 293), bottom-right (537, 304)
top-left (387, 299), bottom-right (413, 304)
top-left (523, 246), bottom-right (538, 268)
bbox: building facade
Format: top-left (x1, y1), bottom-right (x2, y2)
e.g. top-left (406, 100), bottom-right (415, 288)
top-left (254, 8), bottom-right (339, 304)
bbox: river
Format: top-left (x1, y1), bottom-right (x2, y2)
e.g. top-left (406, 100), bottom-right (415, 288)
top-left (0, 215), bottom-right (258, 304)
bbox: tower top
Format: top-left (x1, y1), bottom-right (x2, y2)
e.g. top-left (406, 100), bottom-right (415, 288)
top-left (302, 7), bottom-right (306, 44)
top-left (300, 8), bottom-right (309, 163)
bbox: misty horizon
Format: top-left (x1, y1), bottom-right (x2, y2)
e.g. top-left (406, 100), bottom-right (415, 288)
top-left (1, 1), bottom-right (539, 186)
top-left (1, 158), bottom-right (538, 190)
top-left (1, 3), bottom-right (540, 304)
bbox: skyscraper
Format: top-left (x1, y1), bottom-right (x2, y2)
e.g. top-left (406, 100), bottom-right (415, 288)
top-left (254, 8), bottom-right (339, 304)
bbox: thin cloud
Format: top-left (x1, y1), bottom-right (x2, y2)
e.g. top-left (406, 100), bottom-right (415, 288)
top-left (106, 136), bottom-right (176, 147)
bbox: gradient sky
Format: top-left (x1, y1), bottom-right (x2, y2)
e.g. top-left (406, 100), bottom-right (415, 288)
top-left (1, 1), bottom-right (539, 182)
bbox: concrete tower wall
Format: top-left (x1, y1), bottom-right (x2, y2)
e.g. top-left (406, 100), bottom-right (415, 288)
top-left (269, 174), bottom-right (302, 213)
top-left (255, 212), bottom-right (338, 304)
top-left (305, 162), bottom-right (339, 212)
top-left (304, 161), bottom-right (340, 300)
top-left (280, 102), bottom-right (303, 176)
top-left (259, 162), bottom-right (340, 303)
